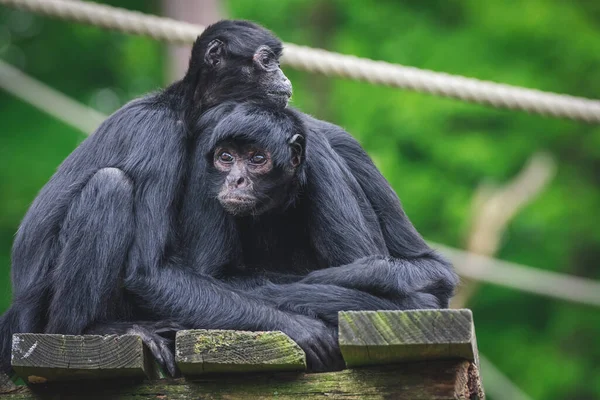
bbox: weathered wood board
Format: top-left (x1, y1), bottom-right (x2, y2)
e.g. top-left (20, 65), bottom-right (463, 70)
top-left (0, 370), bottom-right (16, 394)
top-left (0, 359), bottom-right (483, 399)
top-left (5, 309), bottom-right (484, 398)
top-left (339, 309), bottom-right (478, 367)
top-left (11, 334), bottom-right (155, 383)
top-left (176, 329), bottom-right (306, 375)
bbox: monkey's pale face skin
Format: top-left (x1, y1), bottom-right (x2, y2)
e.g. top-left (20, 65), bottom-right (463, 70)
top-left (214, 144), bottom-right (274, 216)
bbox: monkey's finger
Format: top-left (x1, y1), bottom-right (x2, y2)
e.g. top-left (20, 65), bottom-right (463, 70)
top-left (316, 333), bottom-right (343, 371)
top-left (158, 340), bottom-right (178, 377)
top-left (313, 342), bottom-right (340, 372)
top-left (330, 347), bottom-right (346, 371)
top-left (144, 340), bottom-right (170, 375)
top-left (317, 345), bottom-right (339, 371)
top-left (305, 348), bottom-right (326, 372)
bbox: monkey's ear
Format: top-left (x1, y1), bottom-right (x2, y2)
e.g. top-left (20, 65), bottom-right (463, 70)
top-left (289, 134), bottom-right (305, 167)
top-left (205, 39), bottom-right (225, 67)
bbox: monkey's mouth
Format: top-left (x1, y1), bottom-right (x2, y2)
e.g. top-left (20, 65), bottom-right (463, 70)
top-left (218, 194), bottom-right (258, 215)
top-left (268, 90), bottom-right (292, 100)
top-left (223, 196), bottom-right (255, 204)
top-left (268, 89), bottom-right (292, 95)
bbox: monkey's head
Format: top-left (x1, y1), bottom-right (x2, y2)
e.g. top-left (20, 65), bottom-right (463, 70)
top-left (203, 103), bottom-right (306, 217)
top-left (185, 20), bottom-right (292, 111)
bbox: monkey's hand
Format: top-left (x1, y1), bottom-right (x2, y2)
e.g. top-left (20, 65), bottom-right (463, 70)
top-left (279, 314), bottom-right (344, 372)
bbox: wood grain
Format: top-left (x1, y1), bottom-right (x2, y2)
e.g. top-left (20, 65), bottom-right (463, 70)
top-left (338, 309), bottom-right (478, 367)
top-left (11, 333), bottom-right (154, 382)
top-left (0, 370), bottom-right (16, 394)
top-left (176, 329), bottom-right (306, 375)
top-left (1, 360), bottom-right (483, 399)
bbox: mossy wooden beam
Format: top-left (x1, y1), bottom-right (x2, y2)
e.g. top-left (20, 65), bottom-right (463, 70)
top-left (176, 329), bottom-right (306, 375)
top-left (0, 359), bottom-right (483, 399)
top-left (338, 309), bottom-right (478, 368)
top-left (11, 333), bottom-right (155, 383)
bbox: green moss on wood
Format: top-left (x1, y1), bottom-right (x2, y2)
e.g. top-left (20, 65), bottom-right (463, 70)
top-left (339, 310), bottom-right (477, 367)
top-left (0, 360), bottom-right (483, 399)
top-left (176, 329), bottom-right (306, 375)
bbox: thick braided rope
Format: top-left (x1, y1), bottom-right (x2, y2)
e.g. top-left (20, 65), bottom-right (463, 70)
top-left (0, 0), bottom-right (204, 43)
top-left (2, 0), bottom-right (600, 123)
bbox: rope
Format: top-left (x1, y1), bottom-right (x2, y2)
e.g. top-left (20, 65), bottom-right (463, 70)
top-left (0, 60), bottom-right (105, 133)
top-left (1, 0), bottom-right (600, 123)
top-left (0, 0), bottom-right (203, 44)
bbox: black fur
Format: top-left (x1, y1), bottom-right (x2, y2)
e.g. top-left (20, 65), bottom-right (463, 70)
top-left (191, 103), bottom-right (457, 323)
top-left (0, 20), bottom-right (458, 375)
top-left (172, 102), bottom-right (456, 370)
top-left (0, 20), bottom-right (297, 375)
top-left (294, 114), bottom-right (459, 306)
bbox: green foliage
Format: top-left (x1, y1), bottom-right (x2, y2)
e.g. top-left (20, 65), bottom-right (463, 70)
top-left (1, 1), bottom-right (599, 398)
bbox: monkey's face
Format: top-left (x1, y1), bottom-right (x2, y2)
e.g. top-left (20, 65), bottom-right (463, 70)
top-left (213, 142), bottom-right (300, 217)
top-left (197, 39), bottom-right (292, 109)
top-left (250, 45), bottom-right (293, 108)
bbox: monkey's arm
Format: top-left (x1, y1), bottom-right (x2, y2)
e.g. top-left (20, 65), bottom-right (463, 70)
top-left (305, 115), bottom-right (435, 260)
top-left (249, 282), bottom-right (402, 326)
top-left (302, 117), bottom-right (458, 308)
top-left (300, 255), bottom-right (457, 309)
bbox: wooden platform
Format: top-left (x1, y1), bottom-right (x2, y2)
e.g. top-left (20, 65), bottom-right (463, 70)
top-left (176, 329), bottom-right (307, 374)
top-left (10, 333), bottom-right (155, 382)
top-left (1, 309), bottom-right (484, 399)
top-left (339, 309), bottom-right (478, 367)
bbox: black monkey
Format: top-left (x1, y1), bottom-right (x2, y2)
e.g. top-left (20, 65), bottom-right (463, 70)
top-left (178, 101), bottom-right (413, 368)
top-left (126, 99), bottom-right (455, 373)
top-left (0, 20), bottom-right (297, 375)
top-left (200, 24), bottom-right (457, 312)
top-left (190, 103), bottom-right (456, 328)
top-left (1, 18), bottom-right (457, 376)
top-left (242, 37), bottom-right (459, 315)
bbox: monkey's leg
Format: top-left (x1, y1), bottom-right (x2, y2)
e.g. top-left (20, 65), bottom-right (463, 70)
top-left (44, 168), bottom-right (134, 335)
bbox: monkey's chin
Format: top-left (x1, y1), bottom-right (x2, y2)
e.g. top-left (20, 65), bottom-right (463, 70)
top-left (267, 93), bottom-right (291, 108)
top-left (219, 197), bottom-right (259, 217)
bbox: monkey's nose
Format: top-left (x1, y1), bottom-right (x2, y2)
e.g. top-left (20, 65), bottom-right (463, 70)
top-left (228, 175), bottom-right (247, 189)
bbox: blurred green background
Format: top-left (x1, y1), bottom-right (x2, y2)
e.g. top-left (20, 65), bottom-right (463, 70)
top-left (1, 1), bottom-right (599, 399)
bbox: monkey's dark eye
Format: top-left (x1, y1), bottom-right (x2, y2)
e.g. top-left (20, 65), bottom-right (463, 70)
top-left (218, 152), bottom-right (234, 163)
top-left (250, 153), bottom-right (266, 165)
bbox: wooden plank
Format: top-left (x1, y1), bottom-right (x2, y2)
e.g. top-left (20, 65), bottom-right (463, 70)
top-left (338, 309), bottom-right (478, 367)
top-left (11, 334), bottom-right (155, 383)
top-left (0, 359), bottom-right (484, 399)
top-left (176, 329), bottom-right (306, 375)
top-left (0, 371), bottom-right (16, 394)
